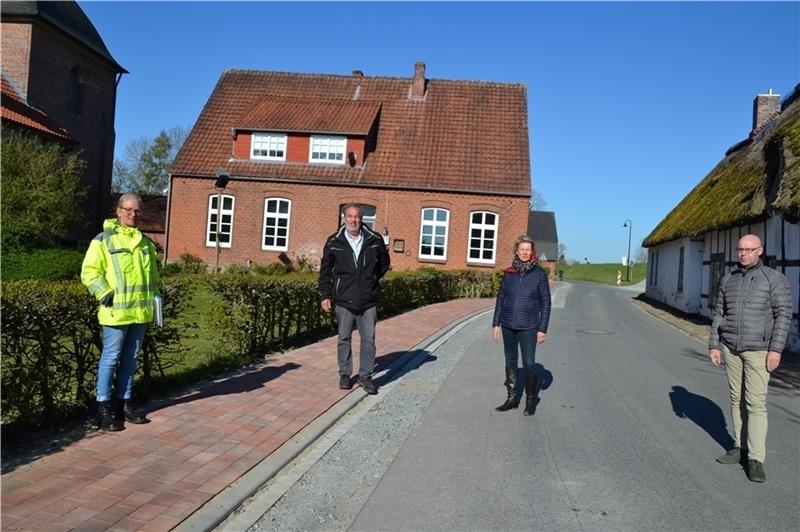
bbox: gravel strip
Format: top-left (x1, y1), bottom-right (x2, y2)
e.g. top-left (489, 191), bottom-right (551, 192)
top-left (225, 311), bottom-right (488, 532)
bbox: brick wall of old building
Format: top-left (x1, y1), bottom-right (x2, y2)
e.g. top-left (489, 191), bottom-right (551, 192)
top-left (166, 177), bottom-right (530, 271)
top-left (1, 23), bottom-right (33, 98)
top-left (2, 20), bottom-right (120, 236)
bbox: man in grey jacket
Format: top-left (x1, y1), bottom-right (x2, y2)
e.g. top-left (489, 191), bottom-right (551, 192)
top-left (708, 234), bottom-right (793, 483)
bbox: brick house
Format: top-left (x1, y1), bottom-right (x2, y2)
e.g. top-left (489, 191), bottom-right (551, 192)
top-left (1, 0), bottom-right (127, 237)
top-left (167, 63), bottom-right (532, 271)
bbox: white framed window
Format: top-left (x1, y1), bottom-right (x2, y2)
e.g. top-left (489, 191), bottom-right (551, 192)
top-left (467, 211), bottom-right (498, 264)
top-left (309, 135), bottom-right (346, 164)
top-left (419, 208), bottom-right (449, 260)
top-left (251, 133), bottom-right (287, 160)
top-left (206, 194), bottom-right (235, 248)
top-left (262, 198), bottom-right (291, 251)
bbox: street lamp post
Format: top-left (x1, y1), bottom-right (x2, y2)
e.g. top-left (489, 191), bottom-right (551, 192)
top-left (623, 219), bottom-right (632, 282)
top-left (213, 167), bottom-right (230, 273)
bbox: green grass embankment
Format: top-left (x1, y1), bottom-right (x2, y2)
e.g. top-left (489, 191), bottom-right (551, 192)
top-left (558, 263), bottom-right (646, 285)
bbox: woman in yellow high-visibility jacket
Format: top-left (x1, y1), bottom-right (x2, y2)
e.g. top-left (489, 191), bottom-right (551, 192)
top-left (81, 193), bottom-right (159, 431)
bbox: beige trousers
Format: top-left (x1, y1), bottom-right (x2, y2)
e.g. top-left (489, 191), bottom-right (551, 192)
top-left (721, 344), bottom-right (771, 462)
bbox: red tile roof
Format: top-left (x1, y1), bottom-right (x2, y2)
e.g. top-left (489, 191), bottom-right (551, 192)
top-left (1, 73), bottom-right (72, 141)
top-left (171, 68), bottom-right (531, 196)
top-left (238, 96), bottom-right (380, 135)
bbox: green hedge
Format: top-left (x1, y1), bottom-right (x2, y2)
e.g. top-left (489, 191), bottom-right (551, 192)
top-left (1, 277), bottom-right (192, 432)
top-left (1, 247), bottom-right (86, 281)
top-left (1, 269), bottom-right (495, 433)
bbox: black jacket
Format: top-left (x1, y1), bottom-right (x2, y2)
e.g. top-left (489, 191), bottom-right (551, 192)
top-left (318, 225), bottom-right (391, 311)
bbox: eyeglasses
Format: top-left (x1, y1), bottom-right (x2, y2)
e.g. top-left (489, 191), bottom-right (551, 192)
top-left (737, 247), bottom-right (761, 254)
top-left (120, 207), bottom-right (142, 215)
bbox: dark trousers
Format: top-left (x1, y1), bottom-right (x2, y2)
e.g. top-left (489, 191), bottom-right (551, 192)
top-left (335, 305), bottom-right (377, 378)
top-left (501, 327), bottom-right (537, 378)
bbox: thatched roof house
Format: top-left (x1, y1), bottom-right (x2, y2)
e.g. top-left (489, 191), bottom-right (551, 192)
top-left (644, 85), bottom-right (800, 247)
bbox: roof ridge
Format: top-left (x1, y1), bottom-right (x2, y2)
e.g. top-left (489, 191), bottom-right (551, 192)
top-left (221, 68), bottom-right (525, 88)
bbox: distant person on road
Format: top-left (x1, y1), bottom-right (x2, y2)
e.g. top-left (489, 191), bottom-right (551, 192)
top-left (318, 204), bottom-right (391, 395)
top-left (708, 234), bottom-right (793, 483)
top-left (81, 194), bottom-right (158, 431)
top-left (492, 235), bottom-right (551, 416)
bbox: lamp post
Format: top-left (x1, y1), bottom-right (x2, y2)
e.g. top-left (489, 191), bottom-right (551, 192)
top-left (623, 219), bottom-right (632, 282)
top-left (213, 166), bottom-right (230, 273)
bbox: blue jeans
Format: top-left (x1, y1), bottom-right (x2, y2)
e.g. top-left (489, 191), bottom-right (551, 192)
top-left (96, 324), bottom-right (148, 402)
top-left (501, 327), bottom-right (537, 378)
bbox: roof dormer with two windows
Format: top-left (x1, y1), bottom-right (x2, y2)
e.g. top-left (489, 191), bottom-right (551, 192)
top-left (231, 96), bottom-right (380, 168)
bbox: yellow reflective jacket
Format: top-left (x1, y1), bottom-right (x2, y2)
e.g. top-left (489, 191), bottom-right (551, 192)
top-left (81, 218), bottom-right (159, 326)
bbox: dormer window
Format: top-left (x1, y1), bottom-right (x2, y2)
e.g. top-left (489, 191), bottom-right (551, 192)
top-left (252, 133), bottom-right (286, 160)
top-left (310, 135), bottom-right (346, 164)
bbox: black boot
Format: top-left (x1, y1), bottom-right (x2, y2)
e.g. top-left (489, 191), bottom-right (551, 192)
top-left (97, 401), bottom-right (123, 431)
top-left (495, 367), bottom-right (519, 411)
top-left (523, 374), bottom-right (540, 416)
top-left (121, 400), bottom-right (149, 424)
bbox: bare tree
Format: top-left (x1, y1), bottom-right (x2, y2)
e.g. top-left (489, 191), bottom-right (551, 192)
top-left (113, 126), bottom-right (189, 195)
top-left (529, 189), bottom-right (547, 211)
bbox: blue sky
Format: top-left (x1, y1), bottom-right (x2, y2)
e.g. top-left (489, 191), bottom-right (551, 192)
top-left (80, 1), bottom-right (799, 263)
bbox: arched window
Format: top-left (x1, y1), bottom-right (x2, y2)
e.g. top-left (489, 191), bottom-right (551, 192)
top-left (419, 208), bottom-right (449, 259)
top-left (67, 67), bottom-right (84, 117)
top-left (467, 211), bottom-right (498, 264)
top-left (206, 194), bottom-right (235, 248)
top-left (263, 198), bottom-right (291, 251)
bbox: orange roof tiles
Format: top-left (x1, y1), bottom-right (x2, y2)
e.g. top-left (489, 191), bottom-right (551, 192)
top-left (172, 68), bottom-right (531, 196)
top-left (1, 74), bottom-right (72, 141)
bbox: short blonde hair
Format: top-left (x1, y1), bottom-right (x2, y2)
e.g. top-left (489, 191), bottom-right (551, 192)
top-left (117, 193), bottom-right (142, 209)
top-left (514, 235), bottom-right (536, 253)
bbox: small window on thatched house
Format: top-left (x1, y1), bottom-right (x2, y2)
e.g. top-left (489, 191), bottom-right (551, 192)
top-left (677, 247), bottom-right (684, 292)
top-left (709, 254), bottom-right (725, 308)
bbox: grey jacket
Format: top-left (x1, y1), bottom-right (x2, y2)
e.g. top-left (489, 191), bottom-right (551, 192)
top-left (709, 261), bottom-right (794, 353)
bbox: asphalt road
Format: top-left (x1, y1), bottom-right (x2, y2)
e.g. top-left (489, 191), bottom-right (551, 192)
top-left (247, 282), bottom-right (800, 531)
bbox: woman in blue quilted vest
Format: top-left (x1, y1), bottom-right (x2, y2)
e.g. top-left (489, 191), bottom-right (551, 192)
top-left (492, 235), bottom-right (551, 416)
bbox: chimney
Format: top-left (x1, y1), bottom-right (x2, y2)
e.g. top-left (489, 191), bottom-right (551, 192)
top-left (410, 62), bottom-right (426, 99)
top-left (352, 70), bottom-right (363, 100)
top-left (752, 89), bottom-right (780, 133)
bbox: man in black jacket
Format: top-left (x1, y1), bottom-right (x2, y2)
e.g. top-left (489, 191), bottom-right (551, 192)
top-left (708, 234), bottom-right (793, 483)
top-left (318, 204), bottom-right (390, 394)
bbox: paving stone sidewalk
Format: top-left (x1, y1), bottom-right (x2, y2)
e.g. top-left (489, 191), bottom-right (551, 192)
top-left (1, 298), bottom-right (494, 531)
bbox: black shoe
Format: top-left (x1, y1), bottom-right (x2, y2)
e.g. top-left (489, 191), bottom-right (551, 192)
top-left (339, 374), bottom-right (352, 390)
top-left (716, 447), bottom-right (744, 465)
top-left (747, 460), bottom-right (766, 483)
top-left (358, 375), bottom-right (378, 395)
top-left (96, 401), bottom-right (123, 432)
top-left (122, 400), bottom-right (149, 424)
